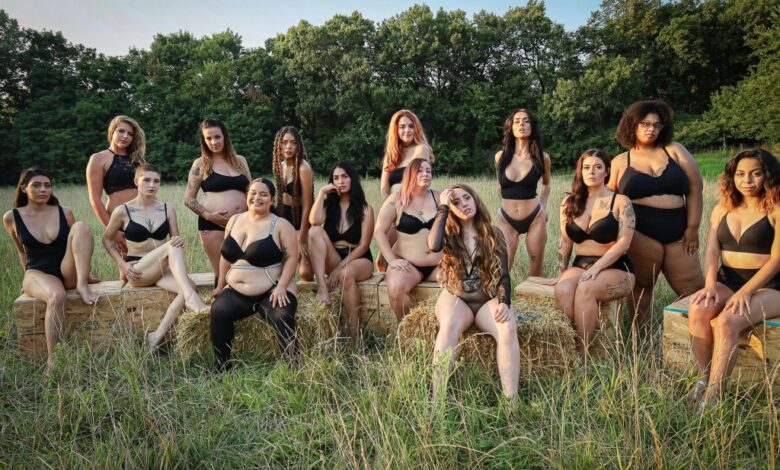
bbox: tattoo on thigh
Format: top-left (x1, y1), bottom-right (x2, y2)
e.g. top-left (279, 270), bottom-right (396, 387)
top-left (606, 276), bottom-right (633, 297)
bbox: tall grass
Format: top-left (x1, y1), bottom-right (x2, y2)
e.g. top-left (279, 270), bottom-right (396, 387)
top-left (0, 156), bottom-right (778, 468)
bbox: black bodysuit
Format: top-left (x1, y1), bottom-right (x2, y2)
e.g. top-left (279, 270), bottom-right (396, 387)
top-left (429, 205), bottom-right (512, 313)
top-left (13, 205), bottom-right (70, 282)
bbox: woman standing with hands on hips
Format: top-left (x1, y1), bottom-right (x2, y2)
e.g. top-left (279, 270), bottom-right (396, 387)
top-left (428, 184), bottom-right (520, 403)
top-left (540, 149), bottom-right (635, 356)
top-left (495, 109), bottom-right (551, 274)
top-left (86, 115), bottom-right (146, 259)
top-left (183, 119), bottom-right (251, 279)
top-left (103, 164), bottom-right (208, 351)
top-left (272, 126), bottom-right (314, 281)
top-left (211, 178), bottom-right (300, 370)
top-left (308, 162), bottom-right (375, 343)
top-left (687, 149), bottom-right (780, 406)
top-left (607, 100), bottom-right (704, 327)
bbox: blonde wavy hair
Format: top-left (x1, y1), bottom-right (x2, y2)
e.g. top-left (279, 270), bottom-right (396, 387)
top-left (107, 115), bottom-right (146, 163)
top-left (438, 184), bottom-right (507, 299)
top-left (382, 109), bottom-right (434, 172)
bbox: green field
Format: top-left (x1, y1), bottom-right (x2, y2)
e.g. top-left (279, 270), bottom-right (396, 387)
top-left (1, 151), bottom-right (778, 468)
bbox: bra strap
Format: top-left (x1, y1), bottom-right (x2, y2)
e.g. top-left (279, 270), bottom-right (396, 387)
top-left (123, 204), bottom-right (133, 221)
top-left (269, 214), bottom-right (278, 235)
top-left (626, 150), bottom-right (631, 167)
top-left (609, 192), bottom-right (617, 211)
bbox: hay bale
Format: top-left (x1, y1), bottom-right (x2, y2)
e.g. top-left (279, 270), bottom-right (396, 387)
top-left (397, 294), bottom-right (577, 378)
top-left (176, 291), bottom-right (344, 360)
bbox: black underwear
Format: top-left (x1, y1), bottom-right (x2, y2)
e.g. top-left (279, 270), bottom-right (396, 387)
top-left (633, 205), bottom-right (687, 244)
top-left (198, 215), bottom-right (226, 232)
top-left (572, 254), bottom-right (633, 273)
top-left (500, 205), bottom-right (541, 235)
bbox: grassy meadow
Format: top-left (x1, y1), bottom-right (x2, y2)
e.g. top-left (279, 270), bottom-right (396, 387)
top-left (0, 149), bottom-right (778, 468)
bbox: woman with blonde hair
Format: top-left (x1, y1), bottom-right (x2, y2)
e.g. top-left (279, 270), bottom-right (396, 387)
top-left (428, 183), bottom-right (519, 402)
top-left (687, 149), bottom-right (780, 406)
top-left (374, 158), bottom-right (441, 320)
top-left (272, 126), bottom-right (314, 280)
top-left (183, 119), bottom-right (251, 278)
top-left (86, 115), bottom-right (146, 257)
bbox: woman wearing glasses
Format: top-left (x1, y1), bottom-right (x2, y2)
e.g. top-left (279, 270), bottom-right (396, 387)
top-left (607, 100), bottom-right (704, 326)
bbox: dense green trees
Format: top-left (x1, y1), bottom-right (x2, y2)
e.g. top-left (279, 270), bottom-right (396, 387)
top-left (0, 1), bottom-right (776, 184)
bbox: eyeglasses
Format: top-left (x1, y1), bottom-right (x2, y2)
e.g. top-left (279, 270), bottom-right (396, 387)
top-left (639, 121), bottom-right (663, 130)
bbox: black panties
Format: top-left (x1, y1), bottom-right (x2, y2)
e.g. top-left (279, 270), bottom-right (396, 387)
top-left (500, 204), bottom-right (541, 235)
top-left (198, 216), bottom-right (225, 232)
top-left (717, 264), bottom-right (780, 292)
top-left (633, 205), bottom-right (686, 244)
top-left (572, 254), bottom-right (633, 273)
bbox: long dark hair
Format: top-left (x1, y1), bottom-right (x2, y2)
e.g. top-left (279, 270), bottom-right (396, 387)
top-left (498, 108), bottom-right (545, 174)
top-left (272, 126), bottom-right (311, 223)
top-left (720, 149), bottom-right (780, 213)
top-left (15, 168), bottom-right (59, 208)
top-left (198, 118), bottom-right (246, 178)
top-left (563, 149), bottom-right (611, 221)
top-left (324, 162), bottom-right (367, 234)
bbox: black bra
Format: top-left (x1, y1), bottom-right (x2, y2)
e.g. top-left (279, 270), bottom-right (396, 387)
top-left (565, 193), bottom-right (620, 244)
top-left (326, 217), bottom-right (362, 245)
top-left (396, 190), bottom-right (437, 234)
top-left (123, 204), bottom-right (170, 243)
top-left (387, 166), bottom-right (406, 187)
top-left (497, 162), bottom-right (541, 200)
top-left (284, 180), bottom-right (295, 195)
top-left (201, 171), bottom-right (249, 193)
top-left (618, 148), bottom-right (689, 200)
top-left (717, 213), bottom-right (774, 254)
top-left (221, 215), bottom-right (284, 268)
top-left (104, 151), bottom-right (137, 195)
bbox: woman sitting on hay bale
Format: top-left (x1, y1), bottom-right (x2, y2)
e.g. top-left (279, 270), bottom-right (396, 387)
top-left (687, 149), bottom-right (780, 407)
top-left (308, 162), bottom-right (375, 343)
top-left (539, 149), bottom-right (635, 356)
top-left (374, 158), bottom-right (442, 321)
top-left (103, 164), bottom-right (208, 351)
top-left (4, 168), bottom-right (99, 367)
top-left (211, 178), bottom-right (299, 370)
top-left (428, 184), bottom-right (520, 402)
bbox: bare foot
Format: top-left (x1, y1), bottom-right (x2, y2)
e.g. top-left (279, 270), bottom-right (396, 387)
top-left (686, 379), bottom-right (708, 404)
top-left (184, 293), bottom-right (208, 312)
top-left (148, 331), bottom-right (162, 351)
top-left (77, 285), bottom-right (99, 305)
top-left (46, 357), bottom-right (55, 369)
top-left (315, 284), bottom-right (331, 304)
top-left (88, 275), bottom-right (101, 284)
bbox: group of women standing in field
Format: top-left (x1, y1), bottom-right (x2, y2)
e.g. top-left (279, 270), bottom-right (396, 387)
top-left (4, 101), bottom-right (779, 408)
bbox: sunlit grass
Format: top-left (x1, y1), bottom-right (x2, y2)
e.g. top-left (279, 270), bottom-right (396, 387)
top-left (1, 158), bottom-right (778, 468)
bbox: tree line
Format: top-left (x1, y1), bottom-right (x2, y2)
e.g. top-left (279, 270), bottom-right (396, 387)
top-left (0, 0), bottom-right (777, 184)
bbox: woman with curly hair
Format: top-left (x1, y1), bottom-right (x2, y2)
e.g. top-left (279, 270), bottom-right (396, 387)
top-left (374, 158), bottom-right (441, 320)
top-left (428, 183), bottom-right (519, 402)
top-left (687, 149), bottom-right (780, 406)
top-left (183, 119), bottom-right (251, 278)
top-left (378, 110), bottom-right (434, 271)
top-left (540, 149), bottom-right (635, 356)
top-left (608, 100), bottom-right (704, 326)
top-left (4, 168), bottom-right (99, 367)
top-left (86, 115), bottom-right (146, 258)
top-left (272, 126), bottom-right (314, 280)
top-left (495, 108), bottom-right (551, 274)
top-left (308, 162), bottom-right (375, 342)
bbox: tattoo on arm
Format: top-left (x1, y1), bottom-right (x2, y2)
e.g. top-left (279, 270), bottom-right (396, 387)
top-left (185, 199), bottom-right (205, 215)
top-left (620, 203), bottom-right (636, 230)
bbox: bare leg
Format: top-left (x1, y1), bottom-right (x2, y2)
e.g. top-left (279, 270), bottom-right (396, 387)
top-left (60, 221), bottom-right (98, 305)
top-left (298, 229), bottom-right (314, 281)
top-left (662, 241), bottom-right (705, 298)
top-left (687, 284), bottom-right (731, 377)
top-left (474, 297), bottom-right (520, 399)
top-left (572, 270), bottom-right (634, 355)
top-left (497, 215), bottom-right (521, 269)
top-left (199, 230), bottom-right (224, 278)
top-left (307, 226), bottom-right (341, 304)
top-left (704, 289), bottom-right (780, 402)
top-left (22, 272), bottom-right (67, 367)
top-left (336, 258), bottom-right (374, 343)
top-left (554, 268), bottom-right (584, 323)
top-left (432, 290), bottom-right (474, 402)
top-left (130, 242), bottom-right (206, 311)
top-left (385, 267), bottom-right (423, 321)
top-left (148, 292), bottom-right (185, 351)
top-left (525, 208), bottom-right (547, 276)
top-left (626, 231), bottom-right (663, 327)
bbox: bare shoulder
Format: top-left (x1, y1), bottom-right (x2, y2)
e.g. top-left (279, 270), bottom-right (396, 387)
top-left (611, 151), bottom-right (628, 168)
top-left (494, 150), bottom-right (503, 165)
top-left (2, 209), bottom-right (14, 225)
top-left (667, 142), bottom-right (695, 161)
top-left (543, 152), bottom-right (551, 163)
top-left (413, 144), bottom-right (432, 159)
top-left (190, 157), bottom-right (204, 169)
top-left (710, 204), bottom-right (727, 222)
top-left (615, 193), bottom-right (632, 208)
top-left (87, 150), bottom-right (111, 168)
top-left (768, 205), bottom-right (780, 226)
